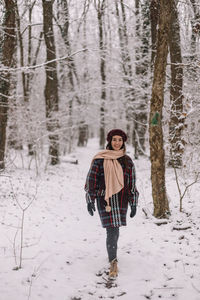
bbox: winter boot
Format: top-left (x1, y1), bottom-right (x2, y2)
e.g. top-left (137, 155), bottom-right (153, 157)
top-left (109, 258), bottom-right (118, 278)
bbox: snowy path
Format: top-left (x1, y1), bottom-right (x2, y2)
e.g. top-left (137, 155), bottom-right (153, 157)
top-left (0, 140), bottom-right (200, 300)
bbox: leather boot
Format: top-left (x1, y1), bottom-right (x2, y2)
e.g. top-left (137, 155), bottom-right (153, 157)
top-left (109, 258), bottom-right (118, 278)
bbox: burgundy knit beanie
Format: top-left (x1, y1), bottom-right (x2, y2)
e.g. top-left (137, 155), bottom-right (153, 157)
top-left (106, 129), bottom-right (127, 142)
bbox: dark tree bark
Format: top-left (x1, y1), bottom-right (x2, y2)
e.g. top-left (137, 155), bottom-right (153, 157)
top-left (42, 0), bottom-right (60, 165)
top-left (0, 0), bottom-right (16, 169)
top-left (149, 0), bottom-right (170, 218)
top-left (7, 53), bottom-right (22, 150)
top-left (168, 1), bottom-right (184, 167)
top-left (150, 0), bottom-right (160, 66)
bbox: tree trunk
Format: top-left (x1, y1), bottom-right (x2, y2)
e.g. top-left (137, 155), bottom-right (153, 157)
top-left (115, 0), bottom-right (134, 145)
top-left (77, 123), bottom-right (88, 147)
top-left (15, 1), bottom-right (36, 155)
top-left (168, 0), bottom-right (184, 168)
top-left (7, 52), bottom-right (23, 150)
top-left (135, 0), bottom-right (150, 156)
top-left (150, 0), bottom-right (160, 66)
top-left (96, 0), bottom-right (106, 148)
top-left (42, 0), bottom-right (59, 165)
top-left (0, 0), bottom-right (16, 169)
top-left (149, 0), bottom-right (170, 218)
top-left (77, 0), bottom-right (90, 147)
top-left (15, 3), bottom-right (26, 101)
top-left (60, 0), bottom-right (74, 154)
top-left (56, 0), bottom-right (81, 153)
top-left (26, 3), bottom-right (35, 155)
top-left (190, 0), bottom-right (200, 77)
top-left (78, 8), bottom-right (89, 147)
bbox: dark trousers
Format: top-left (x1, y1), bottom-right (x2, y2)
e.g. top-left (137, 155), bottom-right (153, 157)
top-left (106, 227), bottom-right (119, 262)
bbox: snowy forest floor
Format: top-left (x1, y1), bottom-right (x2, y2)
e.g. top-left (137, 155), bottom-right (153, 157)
top-left (0, 139), bottom-right (200, 300)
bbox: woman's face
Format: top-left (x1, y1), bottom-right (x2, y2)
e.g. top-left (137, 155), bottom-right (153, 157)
top-left (111, 135), bottom-right (123, 151)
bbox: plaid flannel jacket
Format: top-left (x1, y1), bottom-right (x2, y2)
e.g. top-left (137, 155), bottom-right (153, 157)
top-left (85, 155), bottom-right (139, 227)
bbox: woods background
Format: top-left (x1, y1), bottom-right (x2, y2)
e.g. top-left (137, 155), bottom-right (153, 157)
top-left (0, 0), bottom-right (200, 217)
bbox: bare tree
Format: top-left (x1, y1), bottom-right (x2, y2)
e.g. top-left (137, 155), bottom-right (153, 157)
top-left (77, 0), bottom-right (90, 147)
top-left (135, 0), bottom-right (150, 157)
top-left (190, 0), bottom-right (200, 61)
top-left (149, 0), bottom-right (170, 218)
top-left (95, 0), bottom-right (106, 148)
top-left (56, 0), bottom-right (81, 153)
top-left (15, 0), bottom-right (37, 155)
top-left (42, 0), bottom-right (60, 165)
top-left (186, 0), bottom-right (200, 86)
top-left (168, 0), bottom-right (184, 167)
top-left (0, 0), bottom-right (16, 169)
top-left (115, 0), bottom-right (134, 145)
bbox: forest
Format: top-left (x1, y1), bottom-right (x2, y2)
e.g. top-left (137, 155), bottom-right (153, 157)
top-left (0, 1), bottom-right (200, 299)
top-left (1, 0), bottom-right (200, 216)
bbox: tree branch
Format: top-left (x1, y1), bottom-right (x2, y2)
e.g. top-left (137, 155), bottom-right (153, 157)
top-left (0, 48), bottom-right (88, 73)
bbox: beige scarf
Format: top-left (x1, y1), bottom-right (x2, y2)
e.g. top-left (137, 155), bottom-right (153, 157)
top-left (92, 149), bottom-right (125, 212)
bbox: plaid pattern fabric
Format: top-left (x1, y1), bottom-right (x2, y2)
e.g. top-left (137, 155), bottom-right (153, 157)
top-left (85, 156), bottom-right (139, 228)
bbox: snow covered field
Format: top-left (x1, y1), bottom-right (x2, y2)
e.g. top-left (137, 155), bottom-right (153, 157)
top-left (0, 139), bottom-right (200, 300)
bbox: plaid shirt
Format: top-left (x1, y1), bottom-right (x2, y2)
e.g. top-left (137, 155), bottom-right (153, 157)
top-left (85, 155), bottom-right (139, 228)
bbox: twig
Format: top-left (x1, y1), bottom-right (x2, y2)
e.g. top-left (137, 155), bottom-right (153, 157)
top-left (142, 207), bottom-right (152, 219)
top-left (13, 228), bottom-right (19, 267)
top-left (173, 226), bottom-right (191, 231)
top-left (9, 177), bottom-right (38, 269)
top-left (27, 254), bottom-right (53, 300)
top-left (154, 287), bottom-right (183, 290)
top-left (0, 48), bottom-right (88, 73)
top-left (173, 167), bottom-right (199, 212)
top-left (191, 282), bottom-right (200, 293)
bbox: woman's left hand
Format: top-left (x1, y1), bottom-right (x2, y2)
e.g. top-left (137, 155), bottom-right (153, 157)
top-left (130, 204), bottom-right (137, 218)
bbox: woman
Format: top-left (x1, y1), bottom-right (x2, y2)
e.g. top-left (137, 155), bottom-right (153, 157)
top-left (84, 129), bottom-right (139, 278)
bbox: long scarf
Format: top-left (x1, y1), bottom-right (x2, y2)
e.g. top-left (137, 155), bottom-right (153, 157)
top-left (92, 149), bottom-right (125, 212)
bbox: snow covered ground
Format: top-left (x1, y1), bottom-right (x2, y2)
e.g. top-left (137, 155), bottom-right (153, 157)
top-left (0, 139), bottom-right (200, 300)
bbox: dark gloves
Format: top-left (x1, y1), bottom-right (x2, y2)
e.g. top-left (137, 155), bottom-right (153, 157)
top-left (87, 202), bottom-right (96, 216)
top-left (130, 203), bottom-right (137, 218)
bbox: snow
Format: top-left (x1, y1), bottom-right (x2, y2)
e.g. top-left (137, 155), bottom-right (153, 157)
top-left (0, 139), bottom-right (200, 300)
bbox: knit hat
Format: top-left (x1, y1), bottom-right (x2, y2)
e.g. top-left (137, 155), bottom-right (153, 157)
top-left (107, 129), bottom-right (127, 142)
